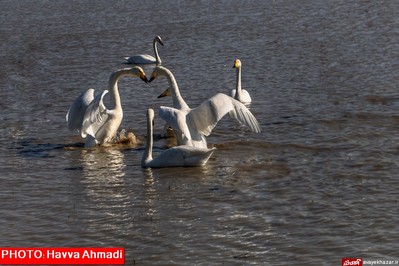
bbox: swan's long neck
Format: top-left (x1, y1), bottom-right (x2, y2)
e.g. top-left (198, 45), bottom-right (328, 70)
top-left (108, 70), bottom-right (125, 110)
top-left (153, 39), bottom-right (161, 65)
top-left (142, 110), bottom-right (154, 167)
top-left (108, 68), bottom-right (135, 110)
top-left (162, 67), bottom-right (190, 110)
top-left (235, 65), bottom-right (242, 100)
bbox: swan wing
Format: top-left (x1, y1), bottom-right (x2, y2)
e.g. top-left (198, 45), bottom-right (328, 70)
top-left (188, 93), bottom-right (261, 136)
top-left (241, 89), bottom-right (252, 103)
top-left (230, 89), bottom-right (252, 103)
top-left (230, 89), bottom-right (236, 98)
top-left (124, 54), bottom-right (156, 65)
top-left (66, 88), bottom-right (94, 132)
top-left (81, 90), bottom-right (109, 138)
top-left (159, 106), bottom-right (192, 141)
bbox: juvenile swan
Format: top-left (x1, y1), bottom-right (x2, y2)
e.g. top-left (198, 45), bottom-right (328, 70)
top-left (66, 67), bottom-right (148, 147)
top-left (149, 66), bottom-right (261, 149)
top-left (230, 59), bottom-right (252, 103)
top-left (124, 36), bottom-right (163, 65)
top-left (141, 109), bottom-right (215, 168)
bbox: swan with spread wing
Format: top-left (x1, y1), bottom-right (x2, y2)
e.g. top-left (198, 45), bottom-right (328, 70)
top-left (66, 67), bottom-right (148, 147)
top-left (148, 66), bottom-right (261, 149)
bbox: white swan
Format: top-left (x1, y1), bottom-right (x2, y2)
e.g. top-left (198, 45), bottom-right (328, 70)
top-left (124, 36), bottom-right (164, 65)
top-left (230, 59), bottom-right (252, 103)
top-left (149, 66), bottom-right (261, 149)
top-left (141, 109), bottom-right (215, 168)
top-left (66, 67), bottom-right (148, 147)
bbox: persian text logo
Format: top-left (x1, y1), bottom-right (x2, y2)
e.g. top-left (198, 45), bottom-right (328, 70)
top-left (342, 258), bottom-right (363, 266)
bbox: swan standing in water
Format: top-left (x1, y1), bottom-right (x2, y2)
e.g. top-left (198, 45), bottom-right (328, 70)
top-left (141, 109), bottom-right (215, 168)
top-left (66, 67), bottom-right (148, 147)
top-left (149, 66), bottom-right (261, 149)
top-left (230, 59), bottom-right (252, 103)
top-left (124, 36), bottom-right (164, 65)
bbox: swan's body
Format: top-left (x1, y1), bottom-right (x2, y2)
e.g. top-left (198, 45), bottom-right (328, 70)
top-left (124, 36), bottom-right (163, 65)
top-left (230, 59), bottom-right (252, 103)
top-left (66, 67), bottom-right (148, 147)
top-left (149, 66), bottom-right (261, 149)
top-left (141, 109), bottom-right (215, 168)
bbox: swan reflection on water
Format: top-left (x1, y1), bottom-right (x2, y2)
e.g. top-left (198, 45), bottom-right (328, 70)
top-left (80, 148), bottom-right (127, 196)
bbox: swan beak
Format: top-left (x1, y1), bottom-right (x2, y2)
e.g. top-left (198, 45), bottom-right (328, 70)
top-left (157, 88), bottom-right (171, 98)
top-left (140, 74), bottom-right (149, 83)
top-left (159, 39), bottom-right (164, 46)
top-left (149, 74), bottom-right (156, 83)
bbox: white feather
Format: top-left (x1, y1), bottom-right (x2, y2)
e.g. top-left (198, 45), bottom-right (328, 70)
top-left (81, 90), bottom-right (109, 138)
top-left (142, 109), bottom-right (215, 168)
top-left (66, 67), bottom-right (148, 147)
top-left (66, 88), bottom-right (94, 132)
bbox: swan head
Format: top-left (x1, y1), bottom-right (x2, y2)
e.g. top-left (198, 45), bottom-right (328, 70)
top-left (131, 66), bottom-right (149, 83)
top-left (147, 108), bottom-right (155, 121)
top-left (157, 88), bottom-right (171, 98)
top-left (154, 36), bottom-right (164, 46)
top-left (148, 65), bottom-right (167, 82)
top-left (233, 59), bottom-right (242, 69)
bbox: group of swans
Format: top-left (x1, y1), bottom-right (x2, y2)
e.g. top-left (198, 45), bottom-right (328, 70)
top-left (66, 36), bottom-right (260, 168)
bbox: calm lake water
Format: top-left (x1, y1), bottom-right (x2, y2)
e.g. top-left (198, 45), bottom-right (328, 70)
top-left (1, 0), bottom-right (398, 265)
